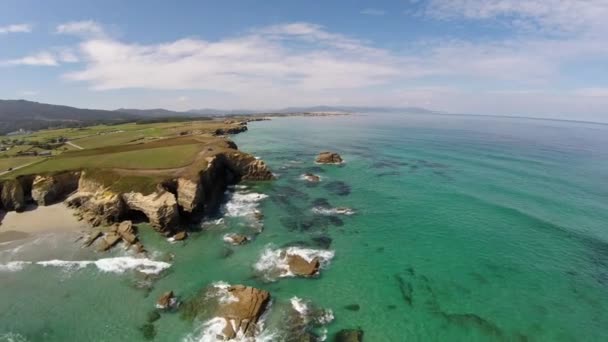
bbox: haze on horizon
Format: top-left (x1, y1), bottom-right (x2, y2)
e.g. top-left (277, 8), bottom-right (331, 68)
top-left (1, 0), bottom-right (608, 122)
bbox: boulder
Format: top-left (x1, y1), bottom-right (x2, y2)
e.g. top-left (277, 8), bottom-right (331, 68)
top-left (316, 152), bottom-right (343, 164)
top-left (335, 329), bottom-right (364, 342)
top-left (122, 190), bottom-right (179, 232)
top-left (117, 220), bottom-right (137, 244)
top-left (224, 233), bottom-right (249, 246)
top-left (31, 171), bottom-right (80, 206)
top-left (172, 231), bottom-right (187, 241)
top-left (287, 254), bottom-right (321, 277)
top-left (218, 285), bottom-right (270, 339)
top-left (82, 230), bottom-right (103, 247)
top-left (98, 232), bottom-right (121, 251)
top-left (156, 291), bottom-right (178, 310)
top-left (303, 173), bottom-right (321, 182)
top-left (1, 179), bottom-right (25, 212)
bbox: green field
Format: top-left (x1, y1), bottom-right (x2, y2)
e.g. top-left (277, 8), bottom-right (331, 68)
top-left (0, 156), bottom-right (43, 171)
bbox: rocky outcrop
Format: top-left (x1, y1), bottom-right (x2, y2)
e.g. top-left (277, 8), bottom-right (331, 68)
top-left (335, 329), bottom-right (364, 342)
top-left (222, 152), bottom-right (274, 181)
top-left (0, 179), bottom-right (26, 212)
top-left (98, 231), bottom-right (122, 251)
top-left (287, 254), bottom-right (321, 277)
top-left (182, 284), bottom-right (271, 340)
top-left (31, 171), bottom-right (80, 206)
top-left (316, 152), bottom-right (343, 164)
top-left (218, 285), bottom-right (271, 339)
top-left (122, 191), bottom-right (179, 232)
top-left (214, 124), bottom-right (248, 136)
top-left (66, 175), bottom-right (125, 227)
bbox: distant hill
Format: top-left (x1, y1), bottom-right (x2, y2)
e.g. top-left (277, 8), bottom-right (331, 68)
top-left (116, 108), bottom-right (191, 117)
top-left (0, 100), bottom-right (138, 135)
top-left (188, 106), bottom-right (439, 115)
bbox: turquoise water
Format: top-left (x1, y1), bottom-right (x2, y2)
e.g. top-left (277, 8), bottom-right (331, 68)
top-left (1, 113), bottom-right (608, 341)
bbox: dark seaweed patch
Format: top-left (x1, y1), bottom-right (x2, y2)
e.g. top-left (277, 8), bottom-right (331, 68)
top-left (395, 274), bottom-right (413, 306)
top-left (311, 235), bottom-right (332, 249)
top-left (376, 247), bottom-right (385, 253)
top-left (377, 171), bottom-right (401, 177)
top-left (311, 198), bottom-right (331, 208)
top-left (328, 216), bottom-right (344, 226)
top-left (386, 305), bottom-right (397, 310)
top-left (324, 181), bottom-right (351, 196)
top-left (273, 185), bottom-right (309, 200)
top-left (219, 247), bottom-right (234, 259)
top-left (438, 312), bottom-right (504, 339)
top-left (305, 166), bottom-right (325, 174)
top-left (344, 304), bottom-right (361, 311)
top-left (139, 323), bottom-right (156, 340)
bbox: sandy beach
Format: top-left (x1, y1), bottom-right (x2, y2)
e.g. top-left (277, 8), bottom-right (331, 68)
top-left (0, 204), bottom-right (88, 242)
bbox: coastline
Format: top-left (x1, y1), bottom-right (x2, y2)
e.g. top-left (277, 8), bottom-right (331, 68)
top-left (0, 203), bottom-right (87, 242)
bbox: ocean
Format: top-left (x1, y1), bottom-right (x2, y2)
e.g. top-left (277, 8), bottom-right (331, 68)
top-left (1, 113), bottom-right (607, 341)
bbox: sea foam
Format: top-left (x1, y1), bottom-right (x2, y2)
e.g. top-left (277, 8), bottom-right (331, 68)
top-left (254, 246), bottom-right (335, 281)
top-left (1, 257), bottom-right (171, 275)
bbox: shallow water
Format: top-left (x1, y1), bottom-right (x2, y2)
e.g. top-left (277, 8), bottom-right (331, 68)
top-left (1, 113), bottom-right (608, 341)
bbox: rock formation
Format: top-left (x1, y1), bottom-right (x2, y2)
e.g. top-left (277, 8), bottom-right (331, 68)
top-left (31, 171), bottom-right (80, 206)
top-left (287, 254), bottom-right (321, 277)
top-left (156, 291), bottom-right (178, 310)
top-left (316, 151), bottom-right (343, 164)
top-left (0, 179), bottom-right (26, 212)
top-left (122, 191), bottom-right (179, 231)
top-left (218, 285), bottom-right (271, 339)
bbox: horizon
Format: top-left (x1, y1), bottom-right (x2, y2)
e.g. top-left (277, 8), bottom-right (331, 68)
top-left (1, 0), bottom-right (608, 122)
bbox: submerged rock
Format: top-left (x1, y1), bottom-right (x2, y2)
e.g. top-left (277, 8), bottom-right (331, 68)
top-left (316, 152), bottom-right (343, 164)
top-left (335, 329), bottom-right (364, 342)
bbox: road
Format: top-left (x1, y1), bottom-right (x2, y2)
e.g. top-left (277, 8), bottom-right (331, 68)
top-left (66, 141), bottom-right (84, 150)
top-left (0, 159), bottom-right (45, 176)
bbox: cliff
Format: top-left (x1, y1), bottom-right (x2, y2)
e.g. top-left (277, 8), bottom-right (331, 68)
top-left (0, 140), bottom-right (273, 235)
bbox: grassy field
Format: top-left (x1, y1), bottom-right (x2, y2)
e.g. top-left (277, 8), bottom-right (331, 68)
top-left (0, 118), bottom-right (248, 195)
top-left (0, 156), bottom-right (43, 171)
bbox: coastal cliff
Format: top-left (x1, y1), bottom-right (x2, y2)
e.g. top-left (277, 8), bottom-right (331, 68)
top-left (0, 139), bottom-right (273, 234)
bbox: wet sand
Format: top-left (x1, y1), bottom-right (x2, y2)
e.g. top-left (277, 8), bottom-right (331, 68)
top-left (0, 204), bottom-right (88, 242)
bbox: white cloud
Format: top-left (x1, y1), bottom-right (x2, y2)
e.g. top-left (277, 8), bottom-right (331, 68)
top-left (56, 20), bottom-right (105, 37)
top-left (4, 52), bottom-right (59, 66)
top-left (360, 8), bottom-right (386, 16)
top-left (19, 90), bottom-right (39, 96)
top-left (2, 48), bottom-right (80, 67)
top-left (0, 24), bottom-right (32, 34)
top-left (425, 0), bottom-right (608, 36)
top-left (65, 23), bottom-right (401, 91)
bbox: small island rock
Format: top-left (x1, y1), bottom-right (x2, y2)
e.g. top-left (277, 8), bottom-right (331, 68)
top-left (316, 152), bottom-right (343, 164)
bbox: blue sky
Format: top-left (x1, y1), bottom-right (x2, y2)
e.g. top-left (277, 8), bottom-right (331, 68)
top-left (1, 0), bottom-right (608, 121)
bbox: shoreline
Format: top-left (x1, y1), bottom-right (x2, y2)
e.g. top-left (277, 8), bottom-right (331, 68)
top-left (0, 203), bottom-right (88, 242)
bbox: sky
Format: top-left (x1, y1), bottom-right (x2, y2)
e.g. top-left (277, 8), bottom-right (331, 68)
top-left (1, 0), bottom-right (608, 122)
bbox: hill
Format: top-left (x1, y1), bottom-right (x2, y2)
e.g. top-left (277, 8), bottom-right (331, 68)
top-left (0, 100), bottom-right (138, 134)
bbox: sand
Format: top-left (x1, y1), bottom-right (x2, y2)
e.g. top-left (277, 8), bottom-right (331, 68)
top-left (0, 204), bottom-right (88, 242)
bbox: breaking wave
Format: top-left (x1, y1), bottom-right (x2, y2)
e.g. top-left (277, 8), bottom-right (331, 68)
top-left (0, 257), bottom-right (171, 275)
top-left (223, 191), bottom-right (268, 218)
top-left (311, 206), bottom-right (355, 216)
